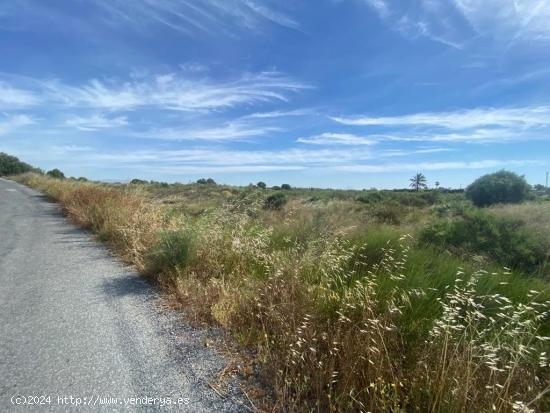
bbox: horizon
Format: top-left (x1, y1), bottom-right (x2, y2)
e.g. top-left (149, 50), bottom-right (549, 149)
top-left (1, 1), bottom-right (550, 189)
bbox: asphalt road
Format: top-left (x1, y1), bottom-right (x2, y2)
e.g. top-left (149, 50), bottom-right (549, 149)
top-left (0, 178), bottom-right (245, 412)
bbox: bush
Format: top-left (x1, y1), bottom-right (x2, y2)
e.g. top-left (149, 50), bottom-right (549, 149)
top-left (0, 152), bottom-right (37, 176)
top-left (466, 170), bottom-right (530, 207)
top-left (264, 192), bottom-right (287, 210)
top-left (46, 168), bottom-right (65, 179)
top-left (130, 178), bottom-right (147, 185)
top-left (421, 209), bottom-right (548, 275)
top-left (281, 183), bottom-right (291, 190)
top-left (256, 181), bottom-right (267, 189)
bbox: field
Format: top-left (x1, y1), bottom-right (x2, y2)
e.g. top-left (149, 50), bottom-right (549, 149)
top-left (12, 173), bottom-right (550, 412)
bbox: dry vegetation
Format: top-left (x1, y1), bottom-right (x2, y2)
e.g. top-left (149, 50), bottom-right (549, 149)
top-left (13, 173), bottom-right (550, 412)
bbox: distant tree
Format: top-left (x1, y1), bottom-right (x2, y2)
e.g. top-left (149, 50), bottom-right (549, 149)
top-left (0, 152), bottom-right (36, 176)
top-left (435, 181), bottom-right (440, 189)
top-left (281, 183), bottom-right (292, 190)
top-left (466, 170), bottom-right (531, 207)
top-left (272, 185), bottom-right (281, 190)
top-left (256, 181), bottom-right (267, 189)
top-left (409, 173), bottom-right (427, 191)
top-left (196, 178), bottom-right (216, 185)
top-left (46, 168), bottom-right (65, 179)
top-left (130, 178), bottom-right (147, 184)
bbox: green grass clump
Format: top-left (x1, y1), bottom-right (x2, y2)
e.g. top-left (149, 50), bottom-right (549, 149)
top-left (147, 229), bottom-right (196, 274)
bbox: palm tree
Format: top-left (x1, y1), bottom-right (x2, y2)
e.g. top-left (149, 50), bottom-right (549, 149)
top-left (409, 173), bottom-right (427, 191)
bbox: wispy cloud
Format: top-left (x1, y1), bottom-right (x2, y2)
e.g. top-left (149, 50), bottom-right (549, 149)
top-left (331, 106), bottom-right (550, 129)
top-left (297, 132), bottom-right (377, 145)
top-left (76, 145), bottom-right (453, 170)
top-left (156, 165), bottom-right (305, 174)
top-left (136, 122), bottom-right (280, 141)
top-left (331, 106), bottom-right (550, 143)
top-left (0, 114), bottom-right (35, 135)
top-left (363, 0), bottom-right (468, 49)
top-left (363, 0), bottom-right (550, 50)
top-left (453, 0), bottom-right (550, 45)
top-left (0, 82), bottom-right (40, 108)
top-left (91, 147), bottom-right (376, 166)
top-left (65, 114), bottom-right (128, 131)
top-left (245, 108), bottom-right (314, 119)
top-left (335, 159), bottom-right (542, 173)
top-left (48, 145), bottom-right (537, 177)
top-left (39, 71), bottom-right (310, 112)
top-left (88, 0), bottom-right (301, 36)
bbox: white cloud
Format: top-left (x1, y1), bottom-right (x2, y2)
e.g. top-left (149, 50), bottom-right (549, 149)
top-left (65, 114), bottom-right (128, 131)
top-left (364, 0), bottom-right (390, 18)
top-left (92, 147), bottom-right (376, 165)
top-left (331, 106), bottom-right (550, 133)
top-left (88, 0), bottom-right (301, 35)
top-left (245, 108), bottom-right (314, 118)
top-left (156, 165), bottom-right (305, 174)
top-left (335, 159), bottom-right (541, 173)
top-left (363, 0), bottom-right (550, 49)
top-left (42, 71), bottom-right (310, 112)
top-left (0, 114), bottom-right (35, 135)
top-left (53, 145), bottom-right (93, 153)
top-left (83, 144), bottom-right (451, 168)
top-left (453, 0), bottom-right (550, 45)
top-left (0, 82), bottom-right (40, 108)
top-left (297, 132), bottom-right (377, 145)
top-left (364, 0), bottom-right (467, 49)
top-left (137, 122), bottom-right (280, 141)
top-left (331, 108), bottom-right (550, 143)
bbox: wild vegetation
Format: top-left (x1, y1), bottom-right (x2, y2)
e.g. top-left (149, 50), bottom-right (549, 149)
top-left (0, 152), bottom-right (39, 176)
top-left (10, 170), bottom-right (550, 412)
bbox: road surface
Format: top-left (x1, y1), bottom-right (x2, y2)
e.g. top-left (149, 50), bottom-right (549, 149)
top-left (0, 178), bottom-right (245, 412)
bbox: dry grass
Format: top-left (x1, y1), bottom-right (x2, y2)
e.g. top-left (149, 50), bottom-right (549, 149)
top-left (13, 173), bottom-right (550, 412)
top-left (490, 202), bottom-right (550, 251)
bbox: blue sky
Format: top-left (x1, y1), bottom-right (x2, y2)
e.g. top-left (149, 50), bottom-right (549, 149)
top-left (1, 0), bottom-right (549, 189)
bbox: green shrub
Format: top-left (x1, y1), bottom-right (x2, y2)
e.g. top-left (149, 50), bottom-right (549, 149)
top-left (421, 209), bottom-right (548, 275)
top-left (130, 178), bottom-right (147, 184)
top-left (264, 192), bottom-right (287, 210)
top-left (281, 183), bottom-right (291, 190)
top-left (256, 181), bottom-right (267, 189)
top-left (466, 170), bottom-right (531, 207)
top-left (46, 168), bottom-right (66, 179)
